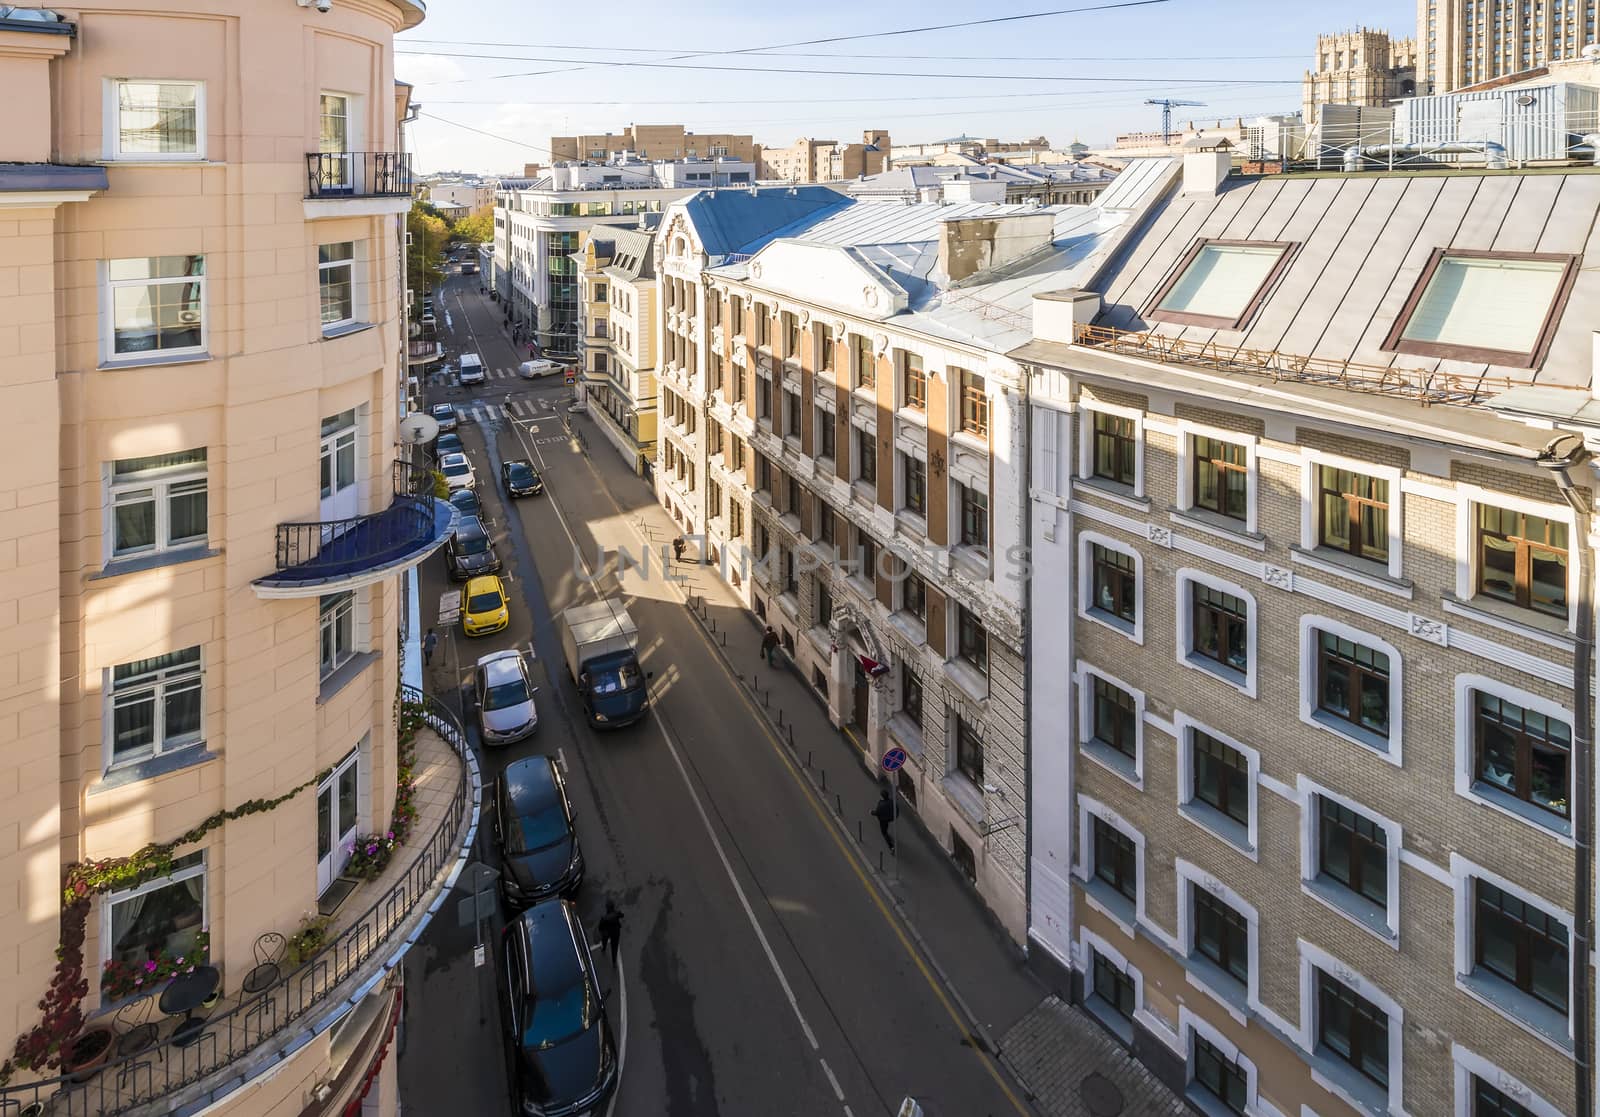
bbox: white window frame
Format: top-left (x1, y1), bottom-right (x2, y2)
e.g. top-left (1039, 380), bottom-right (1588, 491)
top-left (1176, 569), bottom-right (1258, 698)
top-left (104, 78), bottom-right (205, 161)
top-left (319, 591), bottom-right (363, 680)
top-left (103, 646), bottom-right (205, 771)
top-left (101, 851), bottom-right (207, 979)
top-left (104, 449), bottom-right (208, 561)
top-left (1296, 775), bottom-right (1402, 944)
top-left (1077, 530), bottom-right (1144, 645)
top-left (1452, 484), bottom-right (1577, 632)
top-left (1295, 940), bottom-right (1405, 1116)
top-left (1075, 661), bottom-right (1145, 788)
top-left (1074, 795), bottom-right (1147, 936)
top-left (102, 255), bottom-right (208, 364)
top-left (1077, 399), bottom-right (1145, 498)
top-left (1299, 449), bottom-right (1404, 582)
top-left (1174, 712), bottom-right (1259, 859)
top-left (1033, 404), bottom-right (1067, 501)
top-left (1297, 614), bottom-right (1403, 767)
top-left (1078, 925), bottom-right (1145, 1028)
top-left (318, 240), bottom-right (361, 331)
top-left (1179, 1004), bottom-right (1261, 1115)
top-left (1177, 420), bottom-right (1258, 534)
top-left (1449, 851), bottom-right (1575, 1052)
top-left (1175, 861), bottom-right (1261, 1021)
top-left (1452, 674), bottom-right (1574, 842)
top-left (1450, 1042), bottom-right (1565, 1117)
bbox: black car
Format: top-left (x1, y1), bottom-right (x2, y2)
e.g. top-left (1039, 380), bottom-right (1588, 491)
top-left (502, 458), bottom-right (544, 497)
top-left (436, 432), bottom-right (465, 458)
top-left (448, 488), bottom-right (484, 521)
top-left (445, 516), bottom-right (502, 580)
top-left (495, 757), bottom-right (582, 907)
top-left (500, 899), bottom-right (616, 1117)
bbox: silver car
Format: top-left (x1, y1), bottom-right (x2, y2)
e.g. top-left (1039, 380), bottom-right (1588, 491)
top-left (474, 650), bottom-right (538, 745)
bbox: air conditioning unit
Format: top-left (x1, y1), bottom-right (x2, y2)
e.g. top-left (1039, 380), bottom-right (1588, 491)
top-left (177, 310), bottom-right (201, 324)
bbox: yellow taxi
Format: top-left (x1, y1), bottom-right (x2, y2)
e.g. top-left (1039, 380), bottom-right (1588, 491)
top-left (461, 574), bottom-right (510, 637)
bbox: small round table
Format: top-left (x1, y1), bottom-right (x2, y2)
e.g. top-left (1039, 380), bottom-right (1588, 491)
top-left (158, 965), bottom-right (220, 1048)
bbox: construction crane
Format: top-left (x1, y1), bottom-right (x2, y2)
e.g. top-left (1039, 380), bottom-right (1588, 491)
top-left (1145, 98), bottom-right (1208, 145)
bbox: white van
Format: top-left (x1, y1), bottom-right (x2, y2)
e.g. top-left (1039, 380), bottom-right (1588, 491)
top-left (518, 359), bottom-right (560, 379)
top-left (458, 353), bottom-right (485, 385)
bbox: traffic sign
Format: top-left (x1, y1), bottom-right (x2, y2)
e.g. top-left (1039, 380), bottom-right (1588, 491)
top-left (881, 747), bottom-right (908, 773)
top-left (564, 369), bottom-right (576, 384)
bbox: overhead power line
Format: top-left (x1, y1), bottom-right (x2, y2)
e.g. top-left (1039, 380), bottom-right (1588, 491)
top-left (400, 38), bottom-right (1304, 64)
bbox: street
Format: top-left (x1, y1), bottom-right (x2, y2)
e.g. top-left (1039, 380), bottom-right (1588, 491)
top-left (398, 271), bottom-right (1043, 1117)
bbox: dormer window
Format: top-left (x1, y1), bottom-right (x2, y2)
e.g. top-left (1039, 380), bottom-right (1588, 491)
top-left (1147, 240), bottom-right (1295, 331)
top-left (1385, 250), bottom-right (1578, 368)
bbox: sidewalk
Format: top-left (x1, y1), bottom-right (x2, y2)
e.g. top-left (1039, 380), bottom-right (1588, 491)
top-left (573, 416), bottom-right (1187, 1117)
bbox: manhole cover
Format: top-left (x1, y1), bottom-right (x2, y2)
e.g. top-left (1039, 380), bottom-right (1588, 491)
top-left (1079, 1072), bottom-right (1124, 1117)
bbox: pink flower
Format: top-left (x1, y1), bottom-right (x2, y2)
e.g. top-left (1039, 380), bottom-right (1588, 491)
top-left (144, 961), bottom-right (158, 973)
top-left (385, 831), bottom-right (394, 840)
top-left (185, 966), bottom-right (194, 974)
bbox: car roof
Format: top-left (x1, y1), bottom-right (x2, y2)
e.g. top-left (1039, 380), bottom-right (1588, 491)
top-left (465, 574), bottom-right (503, 595)
top-left (440, 452), bottom-right (469, 466)
top-left (478, 649), bottom-right (525, 685)
top-left (503, 755), bottom-right (557, 808)
top-left (430, 403), bottom-right (455, 415)
top-left (505, 459), bottom-right (534, 471)
top-left (512, 898), bottom-right (585, 991)
top-left (455, 515), bottom-right (487, 539)
top-left (449, 489), bottom-right (479, 506)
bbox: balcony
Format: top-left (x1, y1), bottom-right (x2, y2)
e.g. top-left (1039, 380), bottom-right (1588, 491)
top-left (303, 152), bottom-right (414, 218)
top-left (407, 338), bottom-right (443, 366)
top-left (0, 687), bottom-right (479, 1117)
top-left (253, 460), bottom-right (456, 599)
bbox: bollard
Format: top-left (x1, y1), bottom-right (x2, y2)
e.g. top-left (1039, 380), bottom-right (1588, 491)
top-left (763, 690), bottom-right (770, 708)
top-left (835, 793), bottom-right (843, 816)
top-left (806, 749), bottom-right (812, 768)
top-left (788, 723), bottom-right (795, 748)
top-left (721, 631), bottom-right (727, 647)
top-left (857, 820), bottom-right (863, 843)
top-left (821, 769), bottom-right (827, 791)
top-left (778, 709), bottom-right (785, 728)
top-left (879, 851), bottom-right (884, 872)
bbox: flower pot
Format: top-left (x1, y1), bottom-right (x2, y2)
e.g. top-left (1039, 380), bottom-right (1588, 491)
top-left (62, 1026), bottom-right (114, 1082)
top-left (19, 1102), bottom-right (45, 1117)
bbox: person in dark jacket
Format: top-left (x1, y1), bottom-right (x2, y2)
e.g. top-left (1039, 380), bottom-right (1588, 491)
top-left (760, 626), bottom-right (779, 666)
top-left (597, 900), bottom-right (623, 965)
top-left (871, 788), bottom-right (897, 851)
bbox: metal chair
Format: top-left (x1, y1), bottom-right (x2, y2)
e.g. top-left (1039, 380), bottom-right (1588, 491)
top-left (113, 995), bottom-right (159, 1059)
top-left (242, 932), bottom-right (286, 995)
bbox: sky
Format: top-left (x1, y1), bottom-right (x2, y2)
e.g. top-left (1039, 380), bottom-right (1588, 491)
top-left (398, 0), bottom-right (1416, 175)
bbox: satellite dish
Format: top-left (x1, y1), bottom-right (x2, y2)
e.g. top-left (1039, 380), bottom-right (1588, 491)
top-left (400, 412), bottom-right (440, 445)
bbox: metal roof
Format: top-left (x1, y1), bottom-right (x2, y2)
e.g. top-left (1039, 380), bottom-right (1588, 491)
top-left (681, 185), bottom-right (851, 258)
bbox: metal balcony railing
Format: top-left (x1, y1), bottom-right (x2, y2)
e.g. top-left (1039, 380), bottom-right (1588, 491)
top-left (0, 687), bottom-right (472, 1116)
top-left (304, 151), bottom-right (412, 199)
top-left (274, 460), bottom-right (438, 577)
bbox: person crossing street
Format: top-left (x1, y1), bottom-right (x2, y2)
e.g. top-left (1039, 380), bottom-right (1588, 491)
top-left (597, 900), bottom-right (623, 966)
top-left (871, 788), bottom-right (897, 851)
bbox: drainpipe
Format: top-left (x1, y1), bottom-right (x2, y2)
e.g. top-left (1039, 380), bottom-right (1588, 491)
top-left (1537, 433), bottom-right (1594, 1117)
top-left (1021, 377), bottom-right (1034, 963)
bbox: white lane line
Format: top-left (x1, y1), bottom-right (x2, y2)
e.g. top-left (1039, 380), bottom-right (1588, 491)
top-left (818, 1057), bottom-right (844, 1101)
top-left (603, 954), bottom-right (629, 1117)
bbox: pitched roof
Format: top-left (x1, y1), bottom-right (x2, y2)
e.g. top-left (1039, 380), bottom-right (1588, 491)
top-left (680, 185), bottom-right (850, 258)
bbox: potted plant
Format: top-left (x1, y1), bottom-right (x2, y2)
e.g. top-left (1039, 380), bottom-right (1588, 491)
top-left (284, 913), bottom-right (335, 968)
top-left (60, 1026), bottom-right (113, 1082)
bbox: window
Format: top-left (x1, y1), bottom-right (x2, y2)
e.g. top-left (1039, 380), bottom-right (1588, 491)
top-left (108, 647), bottom-right (203, 767)
top-left (1386, 250), bottom-right (1578, 368)
top-left (111, 80), bottom-right (201, 159)
top-left (108, 449), bottom-right (208, 559)
top-left (757, 374), bottom-right (773, 421)
top-left (903, 570), bottom-right (928, 622)
top-left (730, 439), bottom-right (745, 472)
top-left (320, 592), bottom-right (356, 678)
top-left (784, 390), bottom-right (802, 439)
top-left (1149, 240), bottom-right (1293, 330)
top-left (1316, 631), bottom-right (1391, 740)
top-left (1474, 690), bottom-right (1571, 820)
top-left (1317, 970), bottom-right (1390, 1090)
top-left (857, 428), bottom-right (877, 484)
top-left (817, 407), bottom-right (836, 460)
top-left (959, 370), bottom-right (988, 437)
top-left (1193, 436), bottom-right (1247, 520)
top-left (106, 852), bottom-right (205, 969)
top-left (956, 606), bottom-right (988, 675)
top-left (319, 241), bottom-right (355, 327)
top-left (1318, 466), bottom-right (1389, 563)
top-left (783, 549), bottom-right (798, 596)
top-left (1091, 544), bottom-right (1137, 625)
top-left (729, 501), bottom-right (744, 541)
top-left (107, 255), bottom-right (206, 358)
top-left (903, 455), bottom-right (927, 516)
top-left (784, 312), bottom-right (800, 358)
top-left (1191, 729), bottom-right (1249, 828)
top-left (1193, 1034), bottom-right (1248, 1115)
top-left (1477, 505), bottom-right (1568, 617)
top-left (1092, 412), bottom-right (1137, 486)
top-left (955, 716), bottom-right (984, 784)
top-left (708, 479), bottom-right (724, 522)
top-left (900, 352), bottom-right (926, 411)
top-left (756, 454), bottom-right (772, 496)
top-left (820, 328), bottom-right (836, 373)
top-left (1091, 676), bottom-right (1138, 762)
top-left (817, 500), bottom-right (835, 546)
top-left (1092, 816), bottom-right (1137, 902)
top-left (594, 282), bottom-right (607, 303)
top-left (1474, 880), bottom-right (1568, 1014)
top-left (902, 666), bottom-right (924, 726)
top-left (756, 307), bottom-right (770, 348)
top-left (1190, 581), bottom-right (1249, 677)
top-left (1471, 1077), bottom-right (1540, 1117)
top-left (1091, 950), bottom-right (1136, 1021)
top-left (854, 335), bottom-right (876, 390)
top-left (816, 580), bottom-right (834, 630)
top-left (731, 298), bottom-right (744, 335)
top-left (1318, 797), bottom-right (1388, 910)
top-left (959, 485), bottom-right (989, 549)
top-left (785, 478), bottom-right (802, 518)
top-left (856, 534), bottom-right (879, 584)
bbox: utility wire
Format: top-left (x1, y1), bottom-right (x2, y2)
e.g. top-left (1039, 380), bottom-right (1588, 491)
top-left (400, 38), bottom-right (1303, 64)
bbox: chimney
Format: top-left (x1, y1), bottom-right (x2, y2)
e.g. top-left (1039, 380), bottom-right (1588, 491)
top-left (1032, 289), bottom-right (1101, 345)
top-left (938, 212), bottom-right (1056, 283)
top-left (1182, 149), bottom-right (1232, 195)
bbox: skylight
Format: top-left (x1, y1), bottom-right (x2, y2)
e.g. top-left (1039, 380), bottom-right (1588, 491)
top-left (1386, 250), bottom-right (1578, 368)
top-left (1148, 240), bottom-right (1294, 330)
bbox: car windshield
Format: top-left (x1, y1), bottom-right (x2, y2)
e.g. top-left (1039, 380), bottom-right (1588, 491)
top-left (484, 677), bottom-right (528, 711)
top-left (507, 803), bottom-right (567, 854)
top-left (442, 458), bottom-right (470, 477)
top-left (589, 662), bottom-right (642, 695)
top-left (432, 406), bottom-right (452, 419)
top-left (468, 589), bottom-right (503, 612)
top-left (457, 530), bottom-right (490, 556)
top-left (522, 976), bottom-right (593, 1049)
top-left (508, 464), bottom-right (535, 483)
top-left (450, 492), bottom-right (480, 514)
top-left (438, 437), bottom-right (463, 453)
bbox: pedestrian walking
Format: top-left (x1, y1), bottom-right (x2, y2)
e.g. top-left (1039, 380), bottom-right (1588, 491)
top-left (422, 628), bottom-right (439, 667)
top-left (760, 625), bottom-right (779, 666)
top-left (672, 536), bottom-right (686, 563)
top-left (597, 900), bottom-right (623, 965)
top-left (871, 788), bottom-right (897, 851)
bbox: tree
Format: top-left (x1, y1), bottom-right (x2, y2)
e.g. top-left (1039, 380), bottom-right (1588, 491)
top-left (406, 202), bottom-right (449, 296)
top-left (451, 208), bottom-right (492, 244)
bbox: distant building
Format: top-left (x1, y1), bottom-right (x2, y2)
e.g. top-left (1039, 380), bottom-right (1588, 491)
top-left (550, 124), bottom-right (756, 164)
top-left (1105, 115), bottom-right (1304, 162)
top-left (1420, 0), bottom-right (1600, 93)
top-left (427, 181), bottom-right (494, 214)
top-left (847, 159), bottom-right (1116, 206)
top-left (1302, 27), bottom-right (1417, 125)
top-left (578, 227), bottom-right (660, 475)
top-left (760, 131), bottom-right (890, 182)
top-left (890, 135), bottom-right (1052, 166)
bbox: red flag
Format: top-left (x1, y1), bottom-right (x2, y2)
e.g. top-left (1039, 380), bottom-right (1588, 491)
top-left (857, 653), bottom-right (889, 678)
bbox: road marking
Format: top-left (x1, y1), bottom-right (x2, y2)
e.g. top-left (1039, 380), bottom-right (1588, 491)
top-left (555, 747), bottom-right (568, 773)
top-left (603, 954), bottom-right (629, 1117)
top-left (819, 1057), bottom-right (844, 1101)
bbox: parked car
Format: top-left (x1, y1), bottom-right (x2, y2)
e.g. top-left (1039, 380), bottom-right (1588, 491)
top-left (459, 353), bottom-right (485, 385)
top-left (430, 402), bottom-right (458, 433)
top-left (499, 900), bottom-right (616, 1117)
top-left (494, 757), bottom-right (580, 905)
top-left (502, 459), bottom-right (544, 497)
top-left (461, 574), bottom-right (510, 637)
top-left (519, 359), bottom-right (560, 379)
top-left (445, 516), bottom-right (501, 580)
top-left (448, 488), bottom-right (484, 521)
top-left (439, 451), bottom-right (476, 491)
top-left (476, 652), bottom-right (540, 747)
top-left (436, 432), bottom-right (465, 458)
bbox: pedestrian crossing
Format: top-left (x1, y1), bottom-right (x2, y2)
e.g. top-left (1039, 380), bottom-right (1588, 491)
top-left (453, 397), bottom-right (559, 425)
top-left (439, 363), bottom-right (568, 387)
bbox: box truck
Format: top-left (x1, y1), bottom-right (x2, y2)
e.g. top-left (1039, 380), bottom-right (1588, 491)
top-left (560, 600), bottom-right (651, 728)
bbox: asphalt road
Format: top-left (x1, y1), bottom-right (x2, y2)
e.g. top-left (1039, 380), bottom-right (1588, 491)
top-left (398, 271), bottom-right (1035, 1117)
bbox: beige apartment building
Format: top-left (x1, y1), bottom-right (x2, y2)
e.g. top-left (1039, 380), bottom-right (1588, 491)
top-left (759, 130), bottom-right (890, 183)
top-left (550, 123), bottom-right (755, 164)
top-left (1420, 0), bottom-right (1600, 92)
top-left (0, 3), bottom-right (471, 1115)
top-left (579, 226), bottom-right (659, 476)
top-left (1019, 150), bottom-right (1596, 1116)
top-left (1302, 28), bottom-right (1418, 125)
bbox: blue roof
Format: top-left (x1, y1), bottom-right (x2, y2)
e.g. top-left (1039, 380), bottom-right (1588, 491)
top-left (682, 186), bottom-right (849, 258)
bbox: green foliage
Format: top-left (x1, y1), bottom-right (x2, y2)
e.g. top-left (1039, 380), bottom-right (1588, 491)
top-left (284, 913), bottom-right (335, 968)
top-left (451, 210), bottom-right (492, 244)
top-left (408, 202), bottom-right (449, 296)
